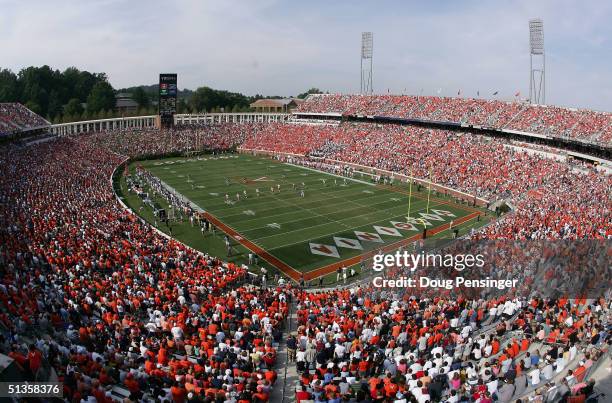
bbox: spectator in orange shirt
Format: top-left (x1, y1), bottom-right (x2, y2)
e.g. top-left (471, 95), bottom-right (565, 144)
top-left (171, 381), bottom-right (187, 403)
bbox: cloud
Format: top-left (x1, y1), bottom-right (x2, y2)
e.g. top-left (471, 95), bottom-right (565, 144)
top-left (0, 0), bottom-right (610, 110)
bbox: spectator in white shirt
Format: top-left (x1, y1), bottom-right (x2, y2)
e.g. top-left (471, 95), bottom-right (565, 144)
top-left (529, 366), bottom-right (541, 386)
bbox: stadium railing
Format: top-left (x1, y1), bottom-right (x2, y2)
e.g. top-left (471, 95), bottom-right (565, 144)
top-left (50, 113), bottom-right (291, 136)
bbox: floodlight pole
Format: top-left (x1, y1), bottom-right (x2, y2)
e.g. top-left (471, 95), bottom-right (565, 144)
top-left (529, 19), bottom-right (545, 104)
top-left (360, 32), bottom-right (373, 95)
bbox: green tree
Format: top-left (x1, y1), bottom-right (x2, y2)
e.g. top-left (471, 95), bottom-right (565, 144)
top-left (18, 65), bottom-right (59, 116)
top-left (190, 86), bottom-right (215, 112)
top-left (177, 98), bottom-right (191, 114)
top-left (64, 98), bottom-right (84, 117)
top-left (25, 100), bottom-right (42, 115)
top-left (1, 65), bottom-right (291, 120)
top-left (86, 81), bottom-right (115, 114)
top-left (68, 68), bottom-right (105, 100)
top-left (297, 88), bottom-right (324, 99)
top-left (22, 82), bottom-right (48, 115)
top-left (132, 87), bottom-right (151, 108)
top-left (0, 69), bottom-right (19, 102)
top-left (47, 90), bottom-right (63, 119)
top-left (0, 66), bottom-right (107, 118)
top-left (189, 86), bottom-right (251, 113)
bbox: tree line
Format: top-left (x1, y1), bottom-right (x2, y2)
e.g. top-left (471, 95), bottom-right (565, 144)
top-left (0, 65), bottom-right (325, 123)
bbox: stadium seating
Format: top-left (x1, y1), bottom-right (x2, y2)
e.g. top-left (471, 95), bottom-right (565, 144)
top-left (87, 123), bottom-right (264, 158)
top-left (0, 136), bottom-right (289, 402)
top-left (0, 103), bottom-right (49, 136)
top-left (295, 94), bottom-right (612, 144)
top-left (292, 289), bottom-right (607, 402)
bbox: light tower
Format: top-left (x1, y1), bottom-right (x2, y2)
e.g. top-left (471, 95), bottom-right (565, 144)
top-left (529, 19), bottom-right (545, 104)
top-left (360, 32), bottom-right (373, 95)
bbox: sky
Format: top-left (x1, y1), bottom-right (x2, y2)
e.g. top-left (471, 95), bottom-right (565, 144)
top-left (1, 0), bottom-right (611, 111)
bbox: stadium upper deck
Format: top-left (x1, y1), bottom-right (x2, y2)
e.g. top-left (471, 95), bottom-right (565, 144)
top-left (295, 94), bottom-right (612, 146)
top-left (0, 103), bottom-right (50, 136)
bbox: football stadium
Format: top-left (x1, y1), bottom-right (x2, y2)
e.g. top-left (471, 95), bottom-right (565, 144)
top-left (0, 1), bottom-right (611, 402)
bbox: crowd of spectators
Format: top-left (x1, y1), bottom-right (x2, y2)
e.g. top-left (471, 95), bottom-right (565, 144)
top-left (477, 169), bottom-right (611, 240)
top-left (0, 134), bottom-right (291, 402)
top-left (503, 106), bottom-right (580, 138)
top-left (88, 123), bottom-right (265, 158)
top-left (0, 103), bottom-right (50, 136)
top-left (291, 287), bottom-right (609, 402)
top-left (567, 110), bottom-right (612, 144)
top-left (295, 95), bottom-right (612, 144)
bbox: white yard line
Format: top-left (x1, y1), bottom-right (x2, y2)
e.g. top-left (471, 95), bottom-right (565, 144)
top-left (219, 190), bottom-right (396, 224)
top-left (253, 187), bottom-right (355, 232)
top-left (253, 199), bottom-right (446, 248)
top-left (206, 172), bottom-right (382, 211)
top-left (285, 162), bottom-right (376, 186)
top-left (207, 182), bottom-right (378, 214)
top-left (239, 195), bottom-right (415, 232)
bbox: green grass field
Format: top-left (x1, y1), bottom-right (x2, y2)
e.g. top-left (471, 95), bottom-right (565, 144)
top-left (121, 153), bottom-right (490, 281)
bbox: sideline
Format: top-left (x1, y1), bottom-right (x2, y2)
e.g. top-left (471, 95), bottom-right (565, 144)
top-left (111, 159), bottom-right (207, 257)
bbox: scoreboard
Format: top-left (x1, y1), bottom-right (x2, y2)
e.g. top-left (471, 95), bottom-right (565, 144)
top-left (159, 73), bottom-right (177, 127)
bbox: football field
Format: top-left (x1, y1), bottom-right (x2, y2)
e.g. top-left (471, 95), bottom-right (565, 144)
top-left (135, 153), bottom-right (487, 281)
